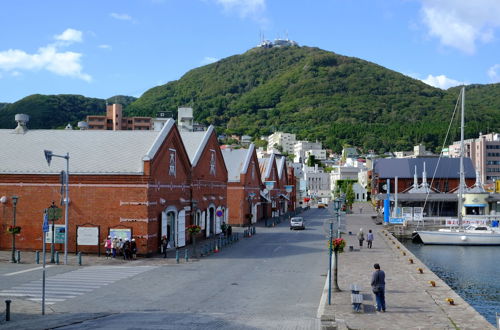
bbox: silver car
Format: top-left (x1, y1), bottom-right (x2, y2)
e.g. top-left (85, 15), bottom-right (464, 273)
top-left (290, 217), bottom-right (305, 230)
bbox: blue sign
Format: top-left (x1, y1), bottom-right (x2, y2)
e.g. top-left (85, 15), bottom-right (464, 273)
top-left (42, 212), bottom-right (49, 233)
top-left (389, 218), bottom-right (404, 224)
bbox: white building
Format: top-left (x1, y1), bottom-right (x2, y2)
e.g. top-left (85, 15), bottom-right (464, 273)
top-left (294, 141), bottom-right (322, 163)
top-left (305, 149), bottom-right (327, 161)
top-left (303, 164), bottom-right (331, 201)
top-left (267, 132), bottom-right (296, 154)
top-left (177, 107), bottom-right (193, 132)
top-left (394, 144), bottom-right (437, 158)
top-left (352, 183), bottom-right (367, 202)
top-left (330, 165), bottom-right (361, 196)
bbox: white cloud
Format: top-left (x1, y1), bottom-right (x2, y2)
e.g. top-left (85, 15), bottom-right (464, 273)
top-left (422, 74), bottom-right (463, 89)
top-left (110, 13), bottom-right (133, 21)
top-left (54, 28), bottom-right (83, 44)
top-left (99, 44), bottom-right (112, 50)
top-left (201, 56), bottom-right (219, 65)
top-left (0, 29), bottom-right (91, 82)
top-left (420, 0), bottom-right (500, 54)
top-left (488, 64), bottom-right (500, 82)
top-left (214, 0), bottom-right (267, 24)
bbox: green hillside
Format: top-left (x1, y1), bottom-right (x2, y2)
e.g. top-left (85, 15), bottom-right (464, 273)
top-left (1, 46), bottom-right (499, 153)
top-left (0, 94), bottom-right (136, 129)
top-left (128, 46), bottom-right (500, 152)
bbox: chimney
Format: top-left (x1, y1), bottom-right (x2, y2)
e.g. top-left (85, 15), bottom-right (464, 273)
top-left (13, 114), bottom-right (29, 134)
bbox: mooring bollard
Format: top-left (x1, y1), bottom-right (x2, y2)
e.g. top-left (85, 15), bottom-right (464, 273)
top-left (5, 299), bottom-right (11, 321)
top-left (176, 250), bottom-right (179, 263)
top-left (185, 249), bottom-right (188, 262)
top-left (78, 252), bottom-right (82, 266)
top-left (36, 251), bottom-right (40, 264)
top-left (16, 250), bottom-right (21, 263)
top-left (55, 251), bottom-right (60, 265)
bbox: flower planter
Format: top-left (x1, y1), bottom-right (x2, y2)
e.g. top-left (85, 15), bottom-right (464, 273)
top-left (6, 226), bottom-right (21, 234)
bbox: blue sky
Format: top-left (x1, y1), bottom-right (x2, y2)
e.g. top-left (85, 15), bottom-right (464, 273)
top-left (1, 0), bottom-right (500, 103)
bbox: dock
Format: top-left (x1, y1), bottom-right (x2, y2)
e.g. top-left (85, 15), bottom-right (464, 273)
top-left (318, 202), bottom-right (495, 329)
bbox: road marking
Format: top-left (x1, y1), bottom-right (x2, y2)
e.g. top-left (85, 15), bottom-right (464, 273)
top-left (3, 265), bottom-right (53, 276)
top-left (0, 265), bottom-right (156, 305)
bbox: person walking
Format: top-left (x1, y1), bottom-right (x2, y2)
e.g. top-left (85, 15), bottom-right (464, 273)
top-left (104, 236), bottom-right (112, 259)
top-left (371, 263), bottom-right (386, 312)
top-left (161, 235), bottom-right (169, 258)
top-left (367, 229), bottom-right (374, 249)
top-left (357, 228), bottom-right (365, 248)
top-left (123, 239), bottom-right (131, 260)
top-left (111, 237), bottom-right (118, 258)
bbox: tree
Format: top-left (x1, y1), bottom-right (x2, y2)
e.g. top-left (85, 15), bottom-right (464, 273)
top-left (345, 183), bottom-right (355, 209)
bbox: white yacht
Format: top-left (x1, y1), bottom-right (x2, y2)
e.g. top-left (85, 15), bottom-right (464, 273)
top-left (416, 87), bottom-right (500, 246)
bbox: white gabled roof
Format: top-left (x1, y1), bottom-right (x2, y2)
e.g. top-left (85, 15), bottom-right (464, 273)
top-left (180, 126), bottom-right (214, 167)
top-left (0, 119), bottom-right (175, 175)
top-left (276, 155), bottom-right (286, 179)
top-left (221, 144), bottom-right (255, 182)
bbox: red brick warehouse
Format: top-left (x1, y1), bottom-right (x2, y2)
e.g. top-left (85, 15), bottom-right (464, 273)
top-left (0, 118), bottom-right (192, 256)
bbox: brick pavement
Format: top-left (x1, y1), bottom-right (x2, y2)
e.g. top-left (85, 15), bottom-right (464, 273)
top-left (319, 202), bottom-right (494, 330)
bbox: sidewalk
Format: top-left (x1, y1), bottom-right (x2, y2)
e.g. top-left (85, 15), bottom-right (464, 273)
top-left (319, 202), bottom-right (494, 329)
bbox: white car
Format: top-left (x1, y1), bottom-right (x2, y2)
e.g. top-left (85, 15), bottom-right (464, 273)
top-left (290, 217), bottom-right (305, 230)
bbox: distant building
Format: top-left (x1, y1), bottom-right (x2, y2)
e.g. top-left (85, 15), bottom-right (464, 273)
top-left (394, 144), bottom-right (436, 159)
top-left (267, 132), bottom-right (296, 154)
top-left (449, 132), bottom-right (500, 183)
top-left (257, 38), bottom-right (298, 48)
top-left (86, 104), bottom-right (152, 130)
top-left (177, 107), bottom-right (206, 132)
top-left (341, 147), bottom-right (359, 159)
top-left (241, 135), bottom-right (252, 147)
top-left (294, 141), bottom-right (322, 163)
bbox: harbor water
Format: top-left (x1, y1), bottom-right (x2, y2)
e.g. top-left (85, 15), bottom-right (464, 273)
top-left (402, 240), bottom-right (500, 326)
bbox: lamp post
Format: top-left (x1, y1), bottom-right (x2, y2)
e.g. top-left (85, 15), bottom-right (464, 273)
top-left (44, 150), bottom-right (70, 265)
top-left (11, 196), bottom-right (19, 263)
top-left (333, 198), bottom-right (341, 292)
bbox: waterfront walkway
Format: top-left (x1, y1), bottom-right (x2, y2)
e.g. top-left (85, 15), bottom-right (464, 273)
top-left (319, 202), bottom-right (494, 329)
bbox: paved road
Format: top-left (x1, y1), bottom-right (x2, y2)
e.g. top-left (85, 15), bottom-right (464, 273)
top-left (0, 208), bottom-right (329, 329)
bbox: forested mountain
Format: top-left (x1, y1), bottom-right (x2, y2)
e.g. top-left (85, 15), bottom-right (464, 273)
top-left (1, 46), bottom-right (499, 152)
top-left (0, 95), bottom-right (136, 129)
top-left (127, 46), bottom-right (500, 152)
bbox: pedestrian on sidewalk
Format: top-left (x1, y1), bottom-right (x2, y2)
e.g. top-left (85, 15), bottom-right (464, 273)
top-left (104, 236), bottom-right (112, 259)
top-left (357, 228), bottom-right (365, 248)
top-left (367, 229), bottom-right (374, 249)
top-left (111, 237), bottom-right (118, 258)
top-left (371, 263), bottom-right (386, 312)
top-left (161, 235), bottom-right (169, 258)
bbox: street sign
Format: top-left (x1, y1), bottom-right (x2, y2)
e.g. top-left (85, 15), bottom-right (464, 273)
top-left (42, 212), bottom-right (49, 233)
top-left (45, 225), bottom-right (65, 243)
top-left (47, 207), bottom-right (62, 220)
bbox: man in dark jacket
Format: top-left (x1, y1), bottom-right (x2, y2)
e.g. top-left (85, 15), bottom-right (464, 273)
top-left (371, 263), bottom-right (386, 312)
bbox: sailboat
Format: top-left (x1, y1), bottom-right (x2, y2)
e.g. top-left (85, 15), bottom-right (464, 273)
top-left (416, 87), bottom-right (500, 245)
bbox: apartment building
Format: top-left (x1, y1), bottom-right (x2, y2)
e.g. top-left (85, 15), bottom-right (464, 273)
top-left (86, 104), bottom-right (152, 130)
top-left (449, 132), bottom-right (500, 183)
top-left (267, 132), bottom-right (296, 154)
top-left (294, 141), bottom-right (323, 163)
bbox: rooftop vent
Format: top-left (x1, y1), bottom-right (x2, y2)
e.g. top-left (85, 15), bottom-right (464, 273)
top-left (77, 121), bottom-right (89, 130)
top-left (13, 114), bottom-right (29, 134)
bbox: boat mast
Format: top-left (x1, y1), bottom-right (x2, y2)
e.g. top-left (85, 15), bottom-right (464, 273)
top-left (458, 86), bottom-right (465, 226)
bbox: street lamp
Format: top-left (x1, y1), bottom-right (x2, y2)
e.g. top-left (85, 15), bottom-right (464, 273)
top-left (44, 150), bottom-right (70, 265)
top-left (11, 196), bottom-right (18, 263)
top-left (332, 198), bottom-right (341, 292)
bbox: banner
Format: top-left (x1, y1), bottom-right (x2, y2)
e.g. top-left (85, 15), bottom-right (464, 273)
top-left (45, 225), bottom-right (65, 244)
top-left (77, 227), bottom-right (99, 245)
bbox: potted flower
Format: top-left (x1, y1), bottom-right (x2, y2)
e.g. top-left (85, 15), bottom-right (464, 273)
top-left (6, 225), bottom-right (21, 234)
top-left (329, 238), bottom-right (346, 253)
